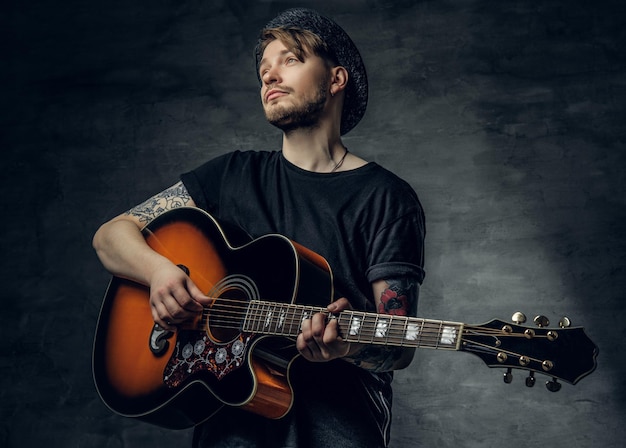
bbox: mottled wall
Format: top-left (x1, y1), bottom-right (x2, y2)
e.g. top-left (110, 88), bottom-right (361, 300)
top-left (2, 0), bottom-right (625, 447)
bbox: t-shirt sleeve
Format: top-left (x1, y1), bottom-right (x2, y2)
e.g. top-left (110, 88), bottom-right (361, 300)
top-left (180, 152), bottom-right (233, 215)
top-left (364, 199), bottom-right (426, 285)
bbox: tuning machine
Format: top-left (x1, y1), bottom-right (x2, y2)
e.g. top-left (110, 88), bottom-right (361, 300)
top-left (503, 368), bottom-right (513, 384)
top-left (514, 312), bottom-right (568, 329)
top-left (546, 378), bottom-right (562, 392)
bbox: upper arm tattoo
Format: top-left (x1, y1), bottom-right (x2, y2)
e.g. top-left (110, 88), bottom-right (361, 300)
top-left (377, 277), bottom-right (419, 317)
top-left (125, 181), bottom-right (192, 224)
top-left (344, 277), bottom-right (419, 372)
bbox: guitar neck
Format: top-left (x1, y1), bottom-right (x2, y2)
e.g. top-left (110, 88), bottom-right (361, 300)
top-left (243, 300), bottom-right (464, 351)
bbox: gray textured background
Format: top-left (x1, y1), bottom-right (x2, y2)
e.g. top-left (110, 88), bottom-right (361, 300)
top-left (2, 0), bottom-right (625, 447)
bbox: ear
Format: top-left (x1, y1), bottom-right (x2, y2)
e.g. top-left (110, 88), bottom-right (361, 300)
top-left (330, 66), bottom-right (349, 97)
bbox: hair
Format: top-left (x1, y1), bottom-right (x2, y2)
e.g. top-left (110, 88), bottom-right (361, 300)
top-left (258, 26), bottom-right (339, 68)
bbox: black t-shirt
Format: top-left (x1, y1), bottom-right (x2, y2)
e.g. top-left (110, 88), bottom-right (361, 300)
top-left (181, 150), bottom-right (425, 312)
top-left (181, 150), bottom-right (426, 447)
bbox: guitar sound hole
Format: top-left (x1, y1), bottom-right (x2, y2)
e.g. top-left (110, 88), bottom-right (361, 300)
top-left (207, 290), bottom-right (248, 343)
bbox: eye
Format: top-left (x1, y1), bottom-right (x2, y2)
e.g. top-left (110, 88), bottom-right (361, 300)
top-left (286, 57), bottom-right (298, 65)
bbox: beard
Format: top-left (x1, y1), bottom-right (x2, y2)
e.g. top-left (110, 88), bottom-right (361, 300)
top-left (264, 80), bottom-right (329, 133)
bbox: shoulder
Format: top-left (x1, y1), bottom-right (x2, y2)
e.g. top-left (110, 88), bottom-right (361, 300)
top-left (357, 163), bottom-right (421, 206)
top-left (361, 164), bottom-right (425, 233)
top-left (187, 150), bottom-right (280, 174)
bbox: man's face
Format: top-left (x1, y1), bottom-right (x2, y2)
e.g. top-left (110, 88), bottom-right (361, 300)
top-left (259, 39), bottom-right (331, 132)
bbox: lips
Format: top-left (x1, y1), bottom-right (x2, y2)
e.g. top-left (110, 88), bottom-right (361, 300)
top-left (265, 88), bottom-right (288, 103)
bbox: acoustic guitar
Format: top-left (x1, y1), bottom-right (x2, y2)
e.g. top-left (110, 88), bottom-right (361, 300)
top-left (92, 207), bottom-right (598, 429)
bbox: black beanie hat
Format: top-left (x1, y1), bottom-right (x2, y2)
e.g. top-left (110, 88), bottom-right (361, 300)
top-left (255, 8), bottom-right (368, 135)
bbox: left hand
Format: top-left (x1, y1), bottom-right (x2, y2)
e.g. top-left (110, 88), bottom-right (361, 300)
top-left (296, 297), bottom-right (354, 362)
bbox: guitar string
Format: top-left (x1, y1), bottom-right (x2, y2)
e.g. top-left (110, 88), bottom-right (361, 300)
top-left (197, 296), bottom-right (518, 334)
top-left (143, 234), bottom-right (500, 343)
top-left (201, 312), bottom-right (544, 360)
top-left (144, 232), bottom-right (528, 349)
top-left (462, 339), bottom-right (547, 364)
top-left (196, 297), bottom-right (522, 339)
top-left (182, 297), bottom-right (535, 352)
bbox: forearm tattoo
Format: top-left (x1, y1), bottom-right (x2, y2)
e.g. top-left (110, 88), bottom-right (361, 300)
top-left (125, 181), bottom-right (192, 224)
top-left (346, 277), bottom-right (419, 372)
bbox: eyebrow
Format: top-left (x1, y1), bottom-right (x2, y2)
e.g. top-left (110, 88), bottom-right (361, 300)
top-left (259, 49), bottom-right (297, 70)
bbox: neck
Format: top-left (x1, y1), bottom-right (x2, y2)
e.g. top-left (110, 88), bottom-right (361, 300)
top-left (281, 124), bottom-right (347, 173)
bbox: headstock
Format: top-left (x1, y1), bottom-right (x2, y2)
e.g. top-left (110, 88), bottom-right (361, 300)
top-left (461, 312), bottom-right (598, 391)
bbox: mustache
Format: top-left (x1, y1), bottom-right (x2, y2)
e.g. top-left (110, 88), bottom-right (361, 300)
top-left (265, 85), bottom-right (294, 98)
top-left (267, 84), bottom-right (293, 93)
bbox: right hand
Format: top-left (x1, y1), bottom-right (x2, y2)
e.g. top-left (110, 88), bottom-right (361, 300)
top-left (148, 261), bottom-right (210, 331)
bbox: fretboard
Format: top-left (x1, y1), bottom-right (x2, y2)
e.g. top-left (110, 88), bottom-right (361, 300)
top-left (243, 300), bottom-right (463, 350)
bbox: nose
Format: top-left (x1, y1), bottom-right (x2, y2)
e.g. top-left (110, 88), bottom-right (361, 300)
top-left (262, 64), bottom-right (281, 86)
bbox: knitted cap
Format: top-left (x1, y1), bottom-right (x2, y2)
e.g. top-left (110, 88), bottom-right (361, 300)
top-left (255, 8), bottom-right (368, 135)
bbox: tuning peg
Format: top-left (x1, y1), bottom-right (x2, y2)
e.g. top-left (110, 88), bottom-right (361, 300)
top-left (559, 317), bottom-right (571, 328)
top-left (511, 312), bottom-right (527, 324)
top-left (533, 315), bottom-right (550, 327)
top-left (546, 378), bottom-right (562, 392)
top-left (525, 372), bottom-right (536, 387)
top-left (503, 368), bottom-right (513, 384)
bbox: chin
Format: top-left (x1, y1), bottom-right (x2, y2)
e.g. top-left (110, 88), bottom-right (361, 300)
top-left (265, 107), bottom-right (324, 133)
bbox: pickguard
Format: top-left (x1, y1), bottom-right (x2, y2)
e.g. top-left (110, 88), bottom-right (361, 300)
top-left (163, 274), bottom-right (260, 387)
top-left (163, 330), bottom-right (253, 387)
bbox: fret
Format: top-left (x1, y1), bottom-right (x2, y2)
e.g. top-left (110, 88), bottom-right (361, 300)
top-left (387, 315), bottom-right (406, 346)
top-left (255, 302), bottom-right (268, 333)
top-left (399, 316), bottom-right (416, 346)
top-left (349, 311), bottom-right (363, 342)
top-left (440, 324), bottom-right (457, 346)
top-left (258, 302), bottom-right (268, 332)
top-left (348, 312), bottom-right (357, 339)
top-left (274, 304), bottom-right (284, 334)
top-left (345, 311), bottom-right (360, 342)
top-left (384, 315), bottom-right (394, 345)
top-left (242, 301), bottom-right (255, 332)
top-left (251, 301), bottom-right (263, 333)
top-left (422, 320), bottom-right (437, 348)
top-left (267, 303), bottom-right (280, 334)
top-left (435, 321), bottom-right (443, 349)
top-left (265, 303), bottom-right (276, 333)
top-left (404, 319), bottom-right (421, 344)
top-left (374, 315), bottom-right (389, 341)
top-left (256, 302), bottom-right (265, 332)
top-left (293, 304), bottom-right (305, 336)
top-left (299, 306), bottom-right (311, 332)
top-left (262, 303), bottom-right (272, 332)
top-left (365, 313), bottom-right (375, 343)
top-left (285, 303), bottom-right (297, 337)
top-left (271, 303), bottom-right (281, 334)
top-left (337, 312), bottom-right (350, 340)
top-left (398, 316), bottom-right (409, 347)
top-left (416, 318), bottom-right (425, 347)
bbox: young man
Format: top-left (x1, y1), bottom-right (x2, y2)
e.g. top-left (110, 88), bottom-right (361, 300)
top-left (93, 8), bottom-right (425, 448)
